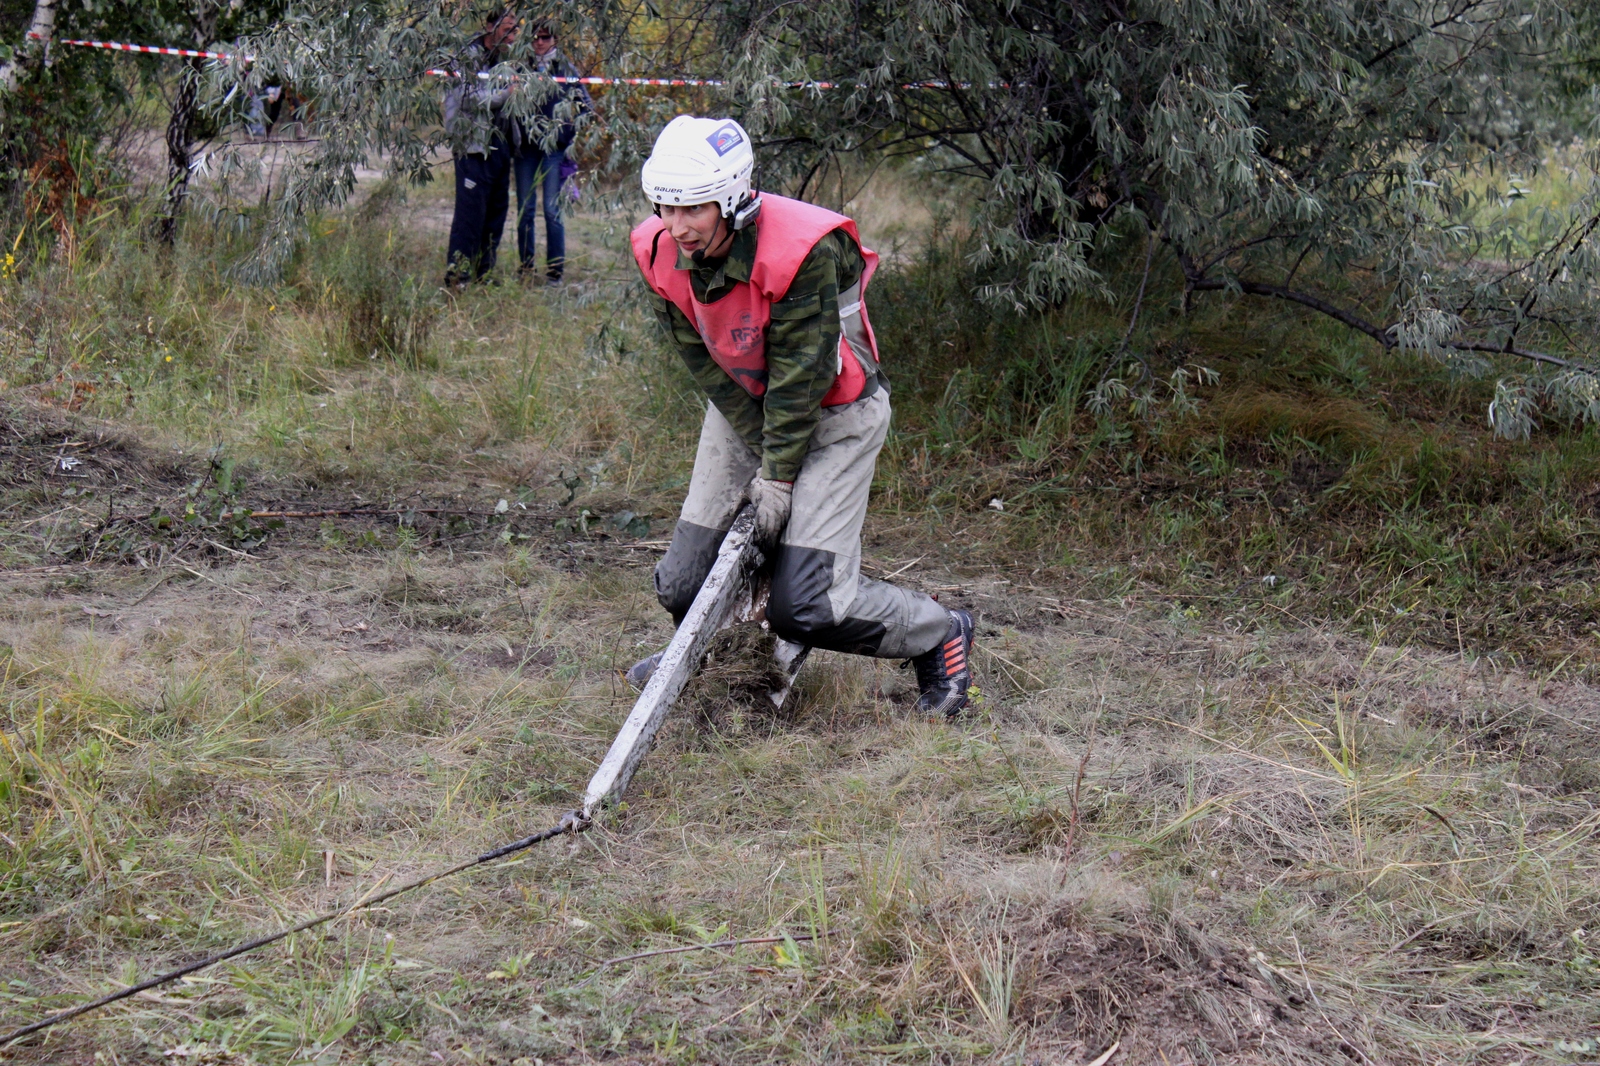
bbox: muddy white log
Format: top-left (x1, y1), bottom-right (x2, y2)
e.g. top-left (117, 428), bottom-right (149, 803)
top-left (582, 506), bottom-right (763, 816)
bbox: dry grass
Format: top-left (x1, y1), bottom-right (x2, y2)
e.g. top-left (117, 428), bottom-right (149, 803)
top-left (1, 165), bottom-right (1599, 1065)
top-left (2, 534), bottom-right (1597, 1064)
top-left (1207, 389), bottom-right (1387, 454)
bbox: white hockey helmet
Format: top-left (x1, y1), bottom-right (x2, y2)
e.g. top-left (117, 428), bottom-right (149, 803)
top-left (640, 115), bottom-right (761, 228)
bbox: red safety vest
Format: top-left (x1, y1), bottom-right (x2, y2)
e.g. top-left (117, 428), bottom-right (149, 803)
top-left (630, 193), bottom-right (880, 407)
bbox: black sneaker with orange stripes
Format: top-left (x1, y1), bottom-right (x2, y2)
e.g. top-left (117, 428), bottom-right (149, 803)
top-left (913, 609), bottom-right (975, 718)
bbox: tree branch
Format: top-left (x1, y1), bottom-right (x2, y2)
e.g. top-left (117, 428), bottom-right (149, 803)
top-left (1185, 276), bottom-right (1598, 375)
top-left (1362, 0), bottom-right (1488, 68)
top-left (1186, 276), bottom-right (1393, 345)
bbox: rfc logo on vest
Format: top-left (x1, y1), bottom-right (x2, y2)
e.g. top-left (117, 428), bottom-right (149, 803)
top-left (705, 122), bottom-right (745, 157)
top-left (728, 311), bottom-right (760, 352)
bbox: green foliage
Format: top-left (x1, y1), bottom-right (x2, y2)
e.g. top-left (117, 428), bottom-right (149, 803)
top-left (1, 0), bottom-right (286, 213)
top-left (870, 228), bottom-right (1122, 451)
top-left (166, 453), bottom-right (283, 549)
top-left (10, 0), bottom-right (1600, 441)
top-left (863, 222), bottom-right (1600, 661)
top-left (308, 208), bottom-right (442, 368)
top-left (729, 0), bottom-right (1600, 434)
top-left (86, 452), bottom-right (285, 562)
top-left (731, 0), bottom-right (1596, 315)
top-left (78, 0), bottom-right (1567, 438)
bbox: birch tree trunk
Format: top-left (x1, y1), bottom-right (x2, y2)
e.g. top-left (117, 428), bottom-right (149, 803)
top-left (0, 0), bottom-right (59, 102)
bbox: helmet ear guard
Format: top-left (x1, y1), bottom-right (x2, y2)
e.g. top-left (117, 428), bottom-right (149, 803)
top-left (731, 190), bottom-right (762, 230)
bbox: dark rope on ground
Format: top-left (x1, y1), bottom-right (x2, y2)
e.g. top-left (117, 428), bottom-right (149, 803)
top-left (0, 809), bottom-right (585, 1048)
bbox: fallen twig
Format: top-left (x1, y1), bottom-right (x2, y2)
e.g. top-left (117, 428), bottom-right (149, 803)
top-left (179, 565), bottom-right (263, 605)
top-left (587, 934), bottom-right (814, 977)
top-left (881, 554), bottom-right (926, 581)
top-left (202, 538), bottom-right (256, 560)
top-left (1061, 707), bottom-right (1100, 871)
top-left (104, 506), bottom-right (497, 528)
top-left (1083, 1042), bottom-right (1121, 1066)
top-left (126, 573), bottom-right (170, 607)
top-left (1381, 910), bottom-right (1476, 957)
top-left (1132, 714), bottom-right (1342, 783)
top-left (978, 645), bottom-right (1047, 688)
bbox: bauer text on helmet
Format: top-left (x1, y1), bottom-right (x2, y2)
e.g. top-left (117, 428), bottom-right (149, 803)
top-left (641, 116), bottom-right (760, 227)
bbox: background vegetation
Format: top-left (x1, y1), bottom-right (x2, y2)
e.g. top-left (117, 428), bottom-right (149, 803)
top-left (1, 0), bottom-right (1600, 1062)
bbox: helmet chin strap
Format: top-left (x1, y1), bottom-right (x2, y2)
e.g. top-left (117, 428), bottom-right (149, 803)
top-left (689, 211), bottom-right (732, 265)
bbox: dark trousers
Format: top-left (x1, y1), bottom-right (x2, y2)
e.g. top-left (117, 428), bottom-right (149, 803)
top-left (445, 146), bottom-right (512, 284)
top-left (514, 147), bottom-right (566, 277)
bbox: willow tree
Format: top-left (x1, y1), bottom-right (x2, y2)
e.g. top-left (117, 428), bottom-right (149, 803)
top-left (219, 0), bottom-right (1597, 433)
top-left (718, 0), bottom-right (1600, 436)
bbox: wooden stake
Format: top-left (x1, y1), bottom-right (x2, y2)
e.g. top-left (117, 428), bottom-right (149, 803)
top-left (583, 507), bottom-right (806, 816)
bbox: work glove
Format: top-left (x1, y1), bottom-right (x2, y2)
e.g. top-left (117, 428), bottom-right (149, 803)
top-left (746, 476), bottom-right (793, 551)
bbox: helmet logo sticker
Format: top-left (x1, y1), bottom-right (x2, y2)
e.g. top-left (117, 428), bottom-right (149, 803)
top-left (705, 122), bottom-right (745, 157)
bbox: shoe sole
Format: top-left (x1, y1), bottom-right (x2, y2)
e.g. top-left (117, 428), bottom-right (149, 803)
top-left (624, 651), bottom-right (663, 692)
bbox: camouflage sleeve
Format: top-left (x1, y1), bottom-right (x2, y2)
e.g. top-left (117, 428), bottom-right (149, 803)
top-left (648, 294), bottom-right (766, 452)
top-left (759, 230), bottom-right (865, 482)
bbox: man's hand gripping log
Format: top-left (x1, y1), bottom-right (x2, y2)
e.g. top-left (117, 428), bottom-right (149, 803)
top-left (580, 503), bottom-right (807, 821)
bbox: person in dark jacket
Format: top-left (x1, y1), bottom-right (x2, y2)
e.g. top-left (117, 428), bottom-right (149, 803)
top-left (512, 24), bottom-right (591, 284)
top-left (443, 9), bottom-right (519, 287)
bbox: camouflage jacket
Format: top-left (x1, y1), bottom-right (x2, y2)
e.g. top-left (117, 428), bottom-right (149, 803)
top-left (648, 225), bottom-right (882, 482)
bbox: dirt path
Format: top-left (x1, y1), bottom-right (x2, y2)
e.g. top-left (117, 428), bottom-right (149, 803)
top-left (4, 404), bottom-right (1598, 1065)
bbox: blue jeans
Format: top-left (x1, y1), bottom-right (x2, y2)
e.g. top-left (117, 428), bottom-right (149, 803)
top-left (514, 147), bottom-right (566, 277)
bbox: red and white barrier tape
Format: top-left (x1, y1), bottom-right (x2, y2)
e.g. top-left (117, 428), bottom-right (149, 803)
top-left (51, 36), bottom-right (729, 83)
top-left (422, 68), bottom-right (736, 86)
top-left (58, 37), bottom-right (238, 60)
top-left (44, 37), bottom-right (990, 90)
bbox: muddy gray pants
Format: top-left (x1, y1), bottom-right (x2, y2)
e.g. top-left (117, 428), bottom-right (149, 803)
top-left (655, 392), bottom-right (950, 659)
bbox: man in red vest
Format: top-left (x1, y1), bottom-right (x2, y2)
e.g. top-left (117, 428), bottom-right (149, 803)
top-left (628, 115), bottom-right (975, 717)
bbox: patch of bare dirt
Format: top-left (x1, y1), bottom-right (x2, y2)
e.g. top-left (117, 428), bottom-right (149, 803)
top-left (0, 403), bottom-right (669, 572)
top-left (1020, 903), bottom-right (1349, 1065)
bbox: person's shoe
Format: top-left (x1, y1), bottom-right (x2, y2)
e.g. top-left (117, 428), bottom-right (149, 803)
top-left (544, 272), bottom-right (563, 287)
top-left (913, 609), bottom-right (974, 718)
top-left (624, 649), bottom-right (664, 692)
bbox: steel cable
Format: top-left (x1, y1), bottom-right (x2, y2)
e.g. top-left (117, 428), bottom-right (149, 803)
top-left (0, 810), bottom-right (584, 1047)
